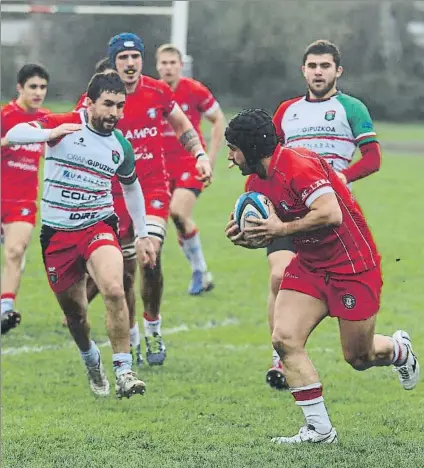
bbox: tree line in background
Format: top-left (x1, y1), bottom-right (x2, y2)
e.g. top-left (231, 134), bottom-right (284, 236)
top-left (2, 1), bottom-right (423, 121)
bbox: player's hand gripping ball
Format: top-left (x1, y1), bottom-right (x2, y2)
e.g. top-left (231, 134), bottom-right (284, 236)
top-left (234, 192), bottom-right (273, 248)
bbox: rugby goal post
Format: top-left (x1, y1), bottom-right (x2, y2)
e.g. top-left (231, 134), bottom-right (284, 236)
top-left (0, 1), bottom-right (193, 76)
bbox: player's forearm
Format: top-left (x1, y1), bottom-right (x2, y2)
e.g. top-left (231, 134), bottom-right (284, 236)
top-left (120, 179), bottom-right (149, 238)
top-left (1, 137), bottom-right (10, 148)
top-left (169, 106), bottom-right (208, 158)
top-left (281, 206), bottom-right (342, 236)
top-left (6, 123), bottom-right (51, 144)
top-left (178, 128), bottom-right (207, 159)
top-left (341, 141), bottom-right (381, 183)
top-left (208, 114), bottom-right (226, 166)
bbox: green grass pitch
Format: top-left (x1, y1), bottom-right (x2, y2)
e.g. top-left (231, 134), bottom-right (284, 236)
top-left (1, 110), bottom-right (423, 467)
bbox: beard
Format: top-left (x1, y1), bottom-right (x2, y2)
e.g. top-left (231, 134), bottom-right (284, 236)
top-left (91, 115), bottom-right (117, 134)
top-left (309, 77), bottom-right (337, 98)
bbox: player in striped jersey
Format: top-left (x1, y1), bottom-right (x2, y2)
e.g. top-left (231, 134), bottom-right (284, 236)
top-left (6, 73), bottom-right (155, 399)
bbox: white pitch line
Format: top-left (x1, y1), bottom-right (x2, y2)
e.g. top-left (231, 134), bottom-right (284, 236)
top-left (1, 318), bottom-right (239, 356)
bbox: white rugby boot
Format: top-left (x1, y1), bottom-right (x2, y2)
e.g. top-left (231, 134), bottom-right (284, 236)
top-left (272, 424), bottom-right (338, 444)
top-left (86, 358), bottom-right (110, 397)
top-left (393, 330), bottom-right (420, 390)
top-left (115, 370), bottom-right (146, 399)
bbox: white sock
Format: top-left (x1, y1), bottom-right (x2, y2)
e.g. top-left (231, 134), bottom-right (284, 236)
top-left (113, 352), bottom-right (132, 377)
top-left (1, 297), bottom-right (15, 316)
top-left (181, 231), bottom-right (207, 273)
top-left (144, 313), bottom-right (161, 337)
top-left (130, 323), bottom-right (140, 347)
top-left (291, 382), bottom-right (332, 434)
top-left (391, 337), bottom-right (408, 366)
top-left (80, 340), bottom-right (100, 368)
top-left (272, 349), bottom-right (280, 366)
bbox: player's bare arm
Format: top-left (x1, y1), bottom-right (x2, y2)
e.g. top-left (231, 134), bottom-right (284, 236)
top-left (1, 137), bottom-right (10, 147)
top-left (244, 193), bottom-right (342, 241)
top-left (205, 108), bottom-right (226, 168)
top-left (167, 105), bottom-right (213, 184)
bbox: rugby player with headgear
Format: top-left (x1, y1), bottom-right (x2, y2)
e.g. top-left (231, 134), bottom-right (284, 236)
top-left (224, 108), bottom-right (419, 443)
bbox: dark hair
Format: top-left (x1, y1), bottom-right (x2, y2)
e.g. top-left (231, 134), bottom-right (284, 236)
top-left (17, 63), bottom-right (49, 86)
top-left (303, 40), bottom-right (341, 68)
top-left (86, 73), bottom-right (126, 102)
top-left (95, 57), bottom-right (114, 73)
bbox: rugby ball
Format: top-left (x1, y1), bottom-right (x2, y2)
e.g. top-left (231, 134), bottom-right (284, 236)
top-left (234, 191), bottom-right (272, 247)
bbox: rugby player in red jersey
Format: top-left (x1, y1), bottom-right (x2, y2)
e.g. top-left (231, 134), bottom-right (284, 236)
top-left (225, 109), bottom-right (419, 443)
top-left (245, 40), bottom-right (382, 390)
top-left (1, 64), bottom-right (50, 334)
top-left (156, 44), bottom-right (225, 295)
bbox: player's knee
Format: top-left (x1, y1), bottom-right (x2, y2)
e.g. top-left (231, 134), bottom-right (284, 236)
top-left (271, 326), bottom-right (300, 359)
top-left (102, 281), bottom-right (125, 305)
top-left (343, 350), bottom-right (374, 371)
top-left (5, 242), bottom-right (26, 263)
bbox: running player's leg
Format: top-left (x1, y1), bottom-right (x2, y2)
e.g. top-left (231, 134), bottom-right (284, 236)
top-left (55, 276), bottom-right (110, 397)
top-left (1, 208), bottom-right (35, 332)
top-left (120, 237), bottom-right (143, 366)
top-left (86, 238), bottom-right (146, 399)
top-left (140, 214), bottom-right (167, 366)
top-left (41, 226), bottom-right (110, 397)
top-left (271, 258), bottom-right (337, 444)
top-left (169, 158), bottom-right (212, 295)
top-left (265, 238), bottom-right (296, 390)
top-left (334, 267), bottom-right (419, 390)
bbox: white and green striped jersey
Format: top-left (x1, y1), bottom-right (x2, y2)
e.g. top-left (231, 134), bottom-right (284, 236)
top-left (36, 111), bottom-right (137, 230)
top-left (273, 91), bottom-right (378, 172)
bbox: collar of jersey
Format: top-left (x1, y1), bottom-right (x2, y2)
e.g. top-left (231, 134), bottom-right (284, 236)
top-left (305, 90), bottom-right (341, 103)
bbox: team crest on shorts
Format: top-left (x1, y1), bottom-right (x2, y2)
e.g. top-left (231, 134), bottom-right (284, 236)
top-left (342, 293), bottom-right (356, 309)
top-left (325, 110), bottom-right (336, 121)
top-left (151, 199), bottom-right (164, 209)
top-left (48, 267), bottom-right (58, 284)
top-left (181, 103), bottom-right (189, 112)
top-left (20, 208), bottom-right (31, 216)
top-left (112, 150), bottom-right (120, 164)
top-left (181, 172), bottom-right (190, 181)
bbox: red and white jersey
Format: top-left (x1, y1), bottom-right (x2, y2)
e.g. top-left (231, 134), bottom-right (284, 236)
top-left (162, 77), bottom-right (219, 158)
top-left (246, 146), bottom-right (379, 274)
top-left (1, 100), bottom-right (50, 202)
top-left (76, 76), bottom-right (176, 195)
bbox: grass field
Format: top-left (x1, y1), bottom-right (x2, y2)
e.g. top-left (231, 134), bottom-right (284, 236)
top-left (1, 115), bottom-right (424, 468)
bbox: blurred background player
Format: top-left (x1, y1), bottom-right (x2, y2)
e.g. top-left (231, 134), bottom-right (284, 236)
top-left (6, 72), bottom-right (156, 398)
top-left (79, 33), bottom-right (212, 367)
top-left (245, 40), bottom-right (382, 390)
top-left (1, 63), bottom-right (50, 335)
top-left (156, 44), bottom-right (226, 295)
top-left (225, 108), bottom-right (418, 444)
